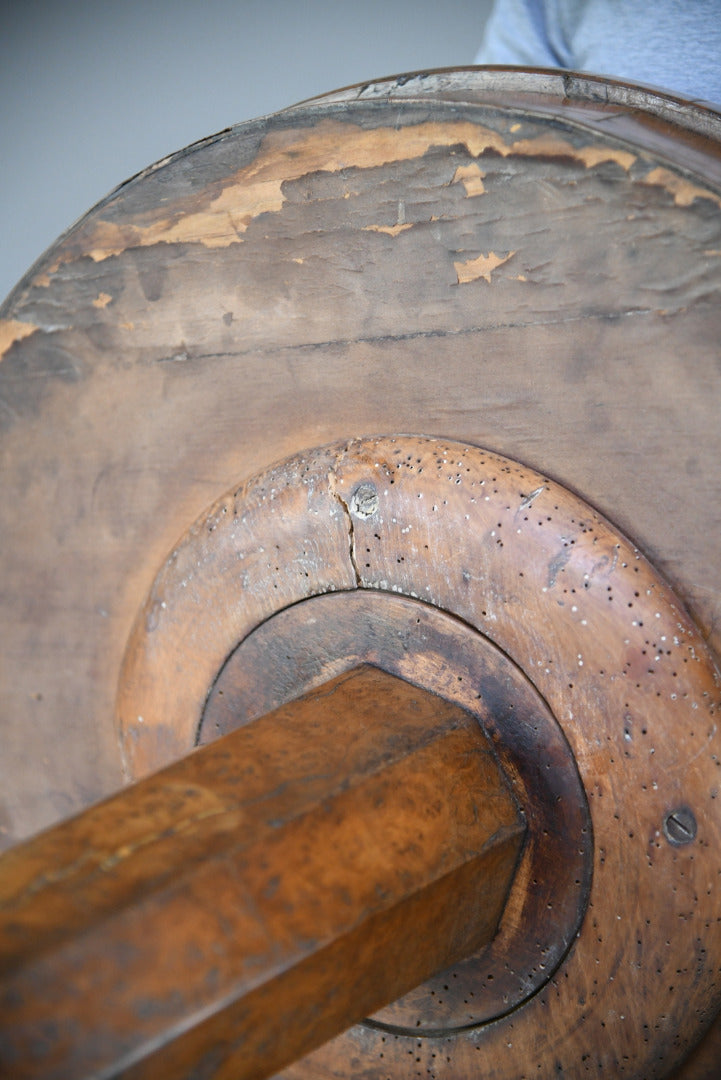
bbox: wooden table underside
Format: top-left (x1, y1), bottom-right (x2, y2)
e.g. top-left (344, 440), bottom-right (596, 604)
top-left (1, 68), bottom-right (721, 1077)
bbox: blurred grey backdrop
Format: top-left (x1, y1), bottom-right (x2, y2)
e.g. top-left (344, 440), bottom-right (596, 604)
top-left (0, 0), bottom-right (493, 304)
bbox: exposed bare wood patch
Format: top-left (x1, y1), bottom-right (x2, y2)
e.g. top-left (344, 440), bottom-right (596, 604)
top-left (0, 319), bottom-right (37, 360)
top-left (34, 119), bottom-right (643, 282)
top-left (363, 223), bottom-right (414, 237)
top-left (643, 165), bottom-right (721, 208)
top-left (454, 250), bottom-right (516, 284)
top-left (452, 162), bottom-right (486, 196)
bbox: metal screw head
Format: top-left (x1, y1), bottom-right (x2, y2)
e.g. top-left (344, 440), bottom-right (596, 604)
top-left (349, 482), bottom-right (379, 519)
top-left (663, 806), bottom-right (697, 846)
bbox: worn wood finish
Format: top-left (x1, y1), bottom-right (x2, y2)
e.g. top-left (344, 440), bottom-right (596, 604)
top-left (117, 434), bottom-right (721, 1079)
top-left (1, 67), bottom-right (721, 1076)
top-left (201, 589), bottom-right (592, 1032)
top-left (0, 665), bottom-right (525, 1079)
top-left (1, 70), bottom-right (721, 854)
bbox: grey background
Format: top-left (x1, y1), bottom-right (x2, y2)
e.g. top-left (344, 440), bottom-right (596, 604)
top-left (0, 0), bottom-right (493, 305)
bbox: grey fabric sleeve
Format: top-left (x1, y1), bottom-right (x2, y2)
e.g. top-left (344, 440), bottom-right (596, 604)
top-left (475, 0), bottom-right (721, 106)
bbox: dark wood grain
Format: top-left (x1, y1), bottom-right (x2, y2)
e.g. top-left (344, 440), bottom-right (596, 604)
top-left (1, 67), bottom-right (721, 1077)
top-left (115, 433), bottom-right (721, 1080)
top-left (0, 665), bottom-right (524, 1080)
top-left (201, 589), bottom-right (592, 1032)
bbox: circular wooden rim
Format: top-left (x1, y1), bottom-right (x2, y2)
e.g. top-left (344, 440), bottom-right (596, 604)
top-left (302, 65), bottom-right (721, 145)
top-left (119, 434), bottom-right (721, 1078)
top-left (201, 588), bottom-right (592, 1031)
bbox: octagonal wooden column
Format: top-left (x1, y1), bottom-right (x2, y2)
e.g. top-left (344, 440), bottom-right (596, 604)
top-left (0, 666), bottom-right (524, 1080)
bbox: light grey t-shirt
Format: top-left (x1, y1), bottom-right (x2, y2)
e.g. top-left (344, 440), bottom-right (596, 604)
top-left (476, 0), bottom-right (721, 106)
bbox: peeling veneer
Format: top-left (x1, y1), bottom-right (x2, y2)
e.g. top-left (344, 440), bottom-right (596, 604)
top-left (454, 250), bottom-right (516, 285)
top-left (30, 118), bottom-right (645, 281)
top-left (0, 319), bottom-right (38, 361)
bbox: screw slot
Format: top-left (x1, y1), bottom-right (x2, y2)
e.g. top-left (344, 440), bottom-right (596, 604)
top-left (349, 482), bottom-right (379, 519)
top-left (663, 806), bottom-right (697, 846)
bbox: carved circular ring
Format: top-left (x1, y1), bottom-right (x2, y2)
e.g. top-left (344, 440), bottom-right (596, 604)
top-left (118, 435), bottom-right (721, 1079)
top-left (201, 589), bottom-right (592, 1032)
